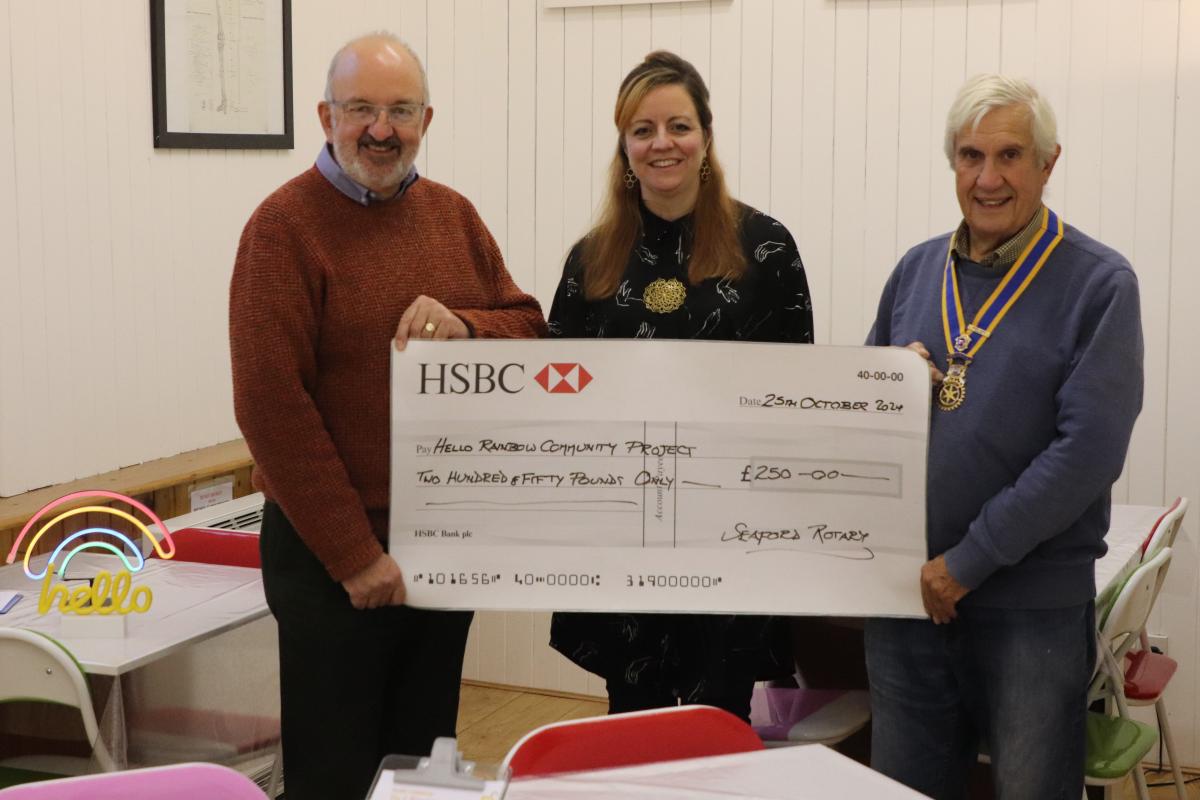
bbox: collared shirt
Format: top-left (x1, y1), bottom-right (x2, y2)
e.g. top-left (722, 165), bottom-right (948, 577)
top-left (952, 205), bottom-right (1045, 269)
top-left (314, 143), bottom-right (419, 206)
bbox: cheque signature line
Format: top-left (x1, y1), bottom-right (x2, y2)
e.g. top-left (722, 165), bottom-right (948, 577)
top-left (741, 547), bottom-right (876, 560)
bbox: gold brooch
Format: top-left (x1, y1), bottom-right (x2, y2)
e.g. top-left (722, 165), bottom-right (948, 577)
top-left (643, 278), bottom-right (687, 314)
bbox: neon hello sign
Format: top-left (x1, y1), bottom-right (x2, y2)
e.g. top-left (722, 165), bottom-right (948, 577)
top-left (5, 490), bottom-right (176, 616)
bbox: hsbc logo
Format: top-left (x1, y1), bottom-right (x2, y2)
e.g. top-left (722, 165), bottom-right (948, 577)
top-left (535, 363), bottom-right (593, 394)
top-left (419, 363), bottom-right (525, 394)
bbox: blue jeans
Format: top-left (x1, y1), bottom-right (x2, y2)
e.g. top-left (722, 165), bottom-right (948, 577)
top-left (865, 602), bottom-right (1095, 800)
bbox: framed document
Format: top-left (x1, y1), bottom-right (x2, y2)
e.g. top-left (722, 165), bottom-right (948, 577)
top-left (150, 0), bottom-right (294, 149)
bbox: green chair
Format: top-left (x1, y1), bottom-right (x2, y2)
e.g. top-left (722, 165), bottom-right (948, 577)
top-left (1084, 711), bottom-right (1158, 783)
top-left (1084, 547), bottom-right (1173, 799)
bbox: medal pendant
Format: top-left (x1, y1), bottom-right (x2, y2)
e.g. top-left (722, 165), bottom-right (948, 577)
top-left (643, 278), bottom-right (687, 314)
top-left (937, 362), bottom-right (968, 412)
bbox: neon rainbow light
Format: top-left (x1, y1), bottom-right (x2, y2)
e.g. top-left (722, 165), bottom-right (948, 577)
top-left (47, 528), bottom-right (145, 579)
top-left (6, 490), bottom-right (175, 580)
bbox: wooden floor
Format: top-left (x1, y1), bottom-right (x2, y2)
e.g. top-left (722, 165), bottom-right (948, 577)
top-left (455, 683), bottom-right (1200, 798)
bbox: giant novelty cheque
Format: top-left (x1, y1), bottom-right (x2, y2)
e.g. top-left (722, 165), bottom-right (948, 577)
top-left (390, 340), bottom-right (929, 617)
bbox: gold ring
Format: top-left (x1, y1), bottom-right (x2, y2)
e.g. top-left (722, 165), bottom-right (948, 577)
top-left (423, 322), bottom-right (436, 334)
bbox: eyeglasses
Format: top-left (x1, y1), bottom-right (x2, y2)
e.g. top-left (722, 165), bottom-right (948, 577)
top-left (330, 101), bottom-right (425, 127)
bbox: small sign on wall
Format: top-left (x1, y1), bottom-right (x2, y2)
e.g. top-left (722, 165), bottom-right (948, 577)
top-left (190, 478), bottom-right (235, 512)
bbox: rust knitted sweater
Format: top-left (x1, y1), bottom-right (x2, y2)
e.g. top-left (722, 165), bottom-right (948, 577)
top-left (230, 169), bottom-right (545, 581)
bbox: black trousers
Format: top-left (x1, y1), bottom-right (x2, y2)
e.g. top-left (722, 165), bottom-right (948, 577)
top-left (259, 502), bottom-right (473, 800)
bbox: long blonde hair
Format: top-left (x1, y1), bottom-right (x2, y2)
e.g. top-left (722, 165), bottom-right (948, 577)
top-left (581, 51), bottom-right (745, 301)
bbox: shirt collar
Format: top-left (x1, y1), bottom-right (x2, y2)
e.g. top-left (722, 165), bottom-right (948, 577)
top-left (315, 143), bottom-right (419, 206)
top-left (953, 205), bottom-right (1045, 269)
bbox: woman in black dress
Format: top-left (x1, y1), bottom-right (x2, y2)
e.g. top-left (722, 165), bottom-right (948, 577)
top-left (547, 51), bottom-right (814, 722)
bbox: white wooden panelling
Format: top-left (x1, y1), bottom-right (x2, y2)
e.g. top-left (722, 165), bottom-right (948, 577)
top-left (1166, 0), bottom-right (1200, 763)
top-left (767, 0), bottom-right (803, 244)
top-left (479, 0), bottom-right (511, 258)
top-left (927, 2), bottom-right (966, 235)
top-left (534, 6), bottom-right (566, 305)
top-left (563, 7), bottom-right (595, 251)
top-left (650, 1), bottom-right (682, 53)
top-left (619, 3), bottom-right (652, 78)
top-left (893, 0), bottom-right (934, 262)
top-left (453, 0), bottom-right (484, 211)
top-left (679, 1), bottom-right (710, 89)
top-left (590, 5), bottom-right (621, 223)
top-left (998, 0), bottom-right (1036, 78)
top-left (0, 0), bottom-right (20, 494)
top-left (10, 0), bottom-right (51, 492)
top-left (737, 0), bottom-right (771, 213)
top-left (427, 1), bottom-right (455, 184)
top-left (798, 0), bottom-right (835, 343)
top-left (862, 1), bottom-right (901, 336)
top-left (3, 0), bottom-right (1199, 761)
top-left (1100, 0), bottom-right (1142, 504)
top-left (829, 0), bottom-right (868, 345)
top-left (964, 0), bottom-right (1002, 76)
top-left (1125, 0), bottom-right (1177, 508)
top-left (507, 0), bottom-right (537, 292)
top-left (708, 0), bottom-right (742, 197)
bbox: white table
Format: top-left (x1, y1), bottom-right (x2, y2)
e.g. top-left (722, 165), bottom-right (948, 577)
top-left (0, 552), bottom-right (276, 769)
top-left (1096, 504), bottom-right (1168, 607)
top-left (504, 745), bottom-right (927, 799)
top-left (0, 552), bottom-right (268, 675)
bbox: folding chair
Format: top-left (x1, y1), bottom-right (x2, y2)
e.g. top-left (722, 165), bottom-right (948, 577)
top-left (0, 629), bottom-right (116, 790)
top-left (1085, 547), bottom-right (1173, 800)
top-left (1118, 497), bottom-right (1189, 799)
top-left (501, 705), bottom-right (763, 778)
top-left (0, 762), bottom-right (265, 799)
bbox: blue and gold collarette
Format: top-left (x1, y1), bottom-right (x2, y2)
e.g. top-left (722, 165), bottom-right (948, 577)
top-left (936, 207), bottom-right (1065, 411)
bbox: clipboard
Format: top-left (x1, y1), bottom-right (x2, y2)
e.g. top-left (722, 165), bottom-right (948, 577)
top-left (366, 738), bottom-right (509, 800)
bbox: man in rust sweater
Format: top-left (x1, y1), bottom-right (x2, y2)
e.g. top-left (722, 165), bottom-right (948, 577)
top-left (230, 33), bottom-right (545, 800)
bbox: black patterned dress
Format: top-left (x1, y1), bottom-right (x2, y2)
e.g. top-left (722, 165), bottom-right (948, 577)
top-left (546, 202), bottom-right (814, 720)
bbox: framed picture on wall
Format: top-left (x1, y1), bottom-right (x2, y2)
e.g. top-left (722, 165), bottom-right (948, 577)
top-left (149, 0), bottom-right (294, 149)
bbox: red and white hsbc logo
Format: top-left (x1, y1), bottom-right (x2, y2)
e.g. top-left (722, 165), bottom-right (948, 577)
top-left (535, 363), bottom-right (593, 394)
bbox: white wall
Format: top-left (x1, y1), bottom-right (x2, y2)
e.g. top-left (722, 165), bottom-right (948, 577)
top-left (2, 0), bottom-right (1198, 763)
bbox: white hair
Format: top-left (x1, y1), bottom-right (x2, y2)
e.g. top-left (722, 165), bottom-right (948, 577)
top-left (943, 74), bottom-right (1057, 168)
top-left (324, 31), bottom-right (430, 105)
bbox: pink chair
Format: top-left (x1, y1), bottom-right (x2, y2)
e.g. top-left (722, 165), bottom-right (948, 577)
top-left (749, 687), bottom-right (871, 746)
top-left (501, 705), bottom-right (763, 778)
top-left (0, 762), bottom-right (265, 799)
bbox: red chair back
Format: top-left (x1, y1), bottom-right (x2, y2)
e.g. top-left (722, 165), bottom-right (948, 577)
top-left (502, 705), bottom-right (763, 778)
top-left (162, 528), bottom-right (261, 568)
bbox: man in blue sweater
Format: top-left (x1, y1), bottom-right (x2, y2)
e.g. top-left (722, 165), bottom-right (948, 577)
top-left (865, 74), bottom-right (1143, 799)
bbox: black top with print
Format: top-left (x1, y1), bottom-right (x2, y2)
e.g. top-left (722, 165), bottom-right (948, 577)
top-left (545, 201), bottom-right (814, 712)
top-left (548, 202), bottom-right (813, 343)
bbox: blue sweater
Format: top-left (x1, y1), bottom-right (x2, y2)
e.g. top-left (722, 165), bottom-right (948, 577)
top-left (868, 216), bottom-right (1143, 609)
